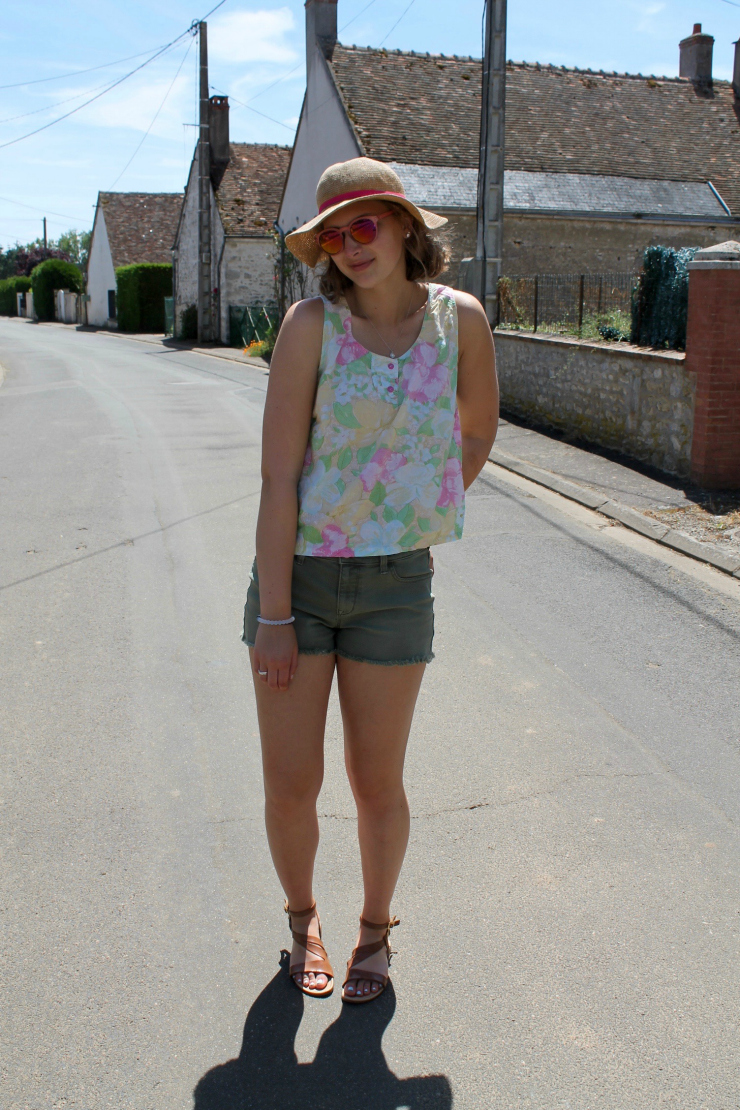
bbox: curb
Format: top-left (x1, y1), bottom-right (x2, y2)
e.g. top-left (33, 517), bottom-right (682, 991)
top-left (489, 448), bottom-right (740, 580)
top-left (75, 326), bottom-right (270, 369)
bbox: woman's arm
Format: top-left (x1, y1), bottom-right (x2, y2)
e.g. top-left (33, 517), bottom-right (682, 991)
top-left (253, 297), bottom-right (324, 691)
top-left (455, 290), bottom-right (499, 489)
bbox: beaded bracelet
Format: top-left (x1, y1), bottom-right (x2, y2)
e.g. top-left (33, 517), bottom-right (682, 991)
top-left (257, 615), bottom-right (296, 626)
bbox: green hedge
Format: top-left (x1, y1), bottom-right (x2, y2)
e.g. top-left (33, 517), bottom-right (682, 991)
top-left (30, 259), bottom-right (83, 321)
top-left (0, 275), bottom-right (32, 316)
top-left (115, 263), bottom-right (172, 333)
top-left (630, 245), bottom-right (697, 350)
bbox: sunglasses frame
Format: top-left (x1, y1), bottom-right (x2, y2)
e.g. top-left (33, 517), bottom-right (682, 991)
top-left (315, 210), bottom-right (395, 255)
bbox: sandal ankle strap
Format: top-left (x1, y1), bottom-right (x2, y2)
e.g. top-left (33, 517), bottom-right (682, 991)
top-left (284, 899), bottom-right (316, 918)
top-left (359, 914), bottom-right (400, 932)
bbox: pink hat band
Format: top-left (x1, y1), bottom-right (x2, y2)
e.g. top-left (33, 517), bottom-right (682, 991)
top-left (318, 188), bottom-right (407, 214)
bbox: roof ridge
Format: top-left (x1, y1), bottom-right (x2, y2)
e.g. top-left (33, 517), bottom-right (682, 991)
top-left (230, 141), bottom-right (293, 150)
top-left (508, 59), bottom-right (732, 84)
top-left (335, 44), bottom-right (732, 85)
top-left (336, 42), bottom-right (479, 62)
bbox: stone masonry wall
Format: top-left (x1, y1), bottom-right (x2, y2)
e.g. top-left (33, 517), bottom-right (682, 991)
top-left (502, 216), bottom-right (740, 277)
top-left (493, 331), bottom-right (695, 477)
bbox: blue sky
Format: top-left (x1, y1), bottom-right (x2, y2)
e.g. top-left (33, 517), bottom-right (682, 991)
top-left (1, 0), bottom-right (739, 248)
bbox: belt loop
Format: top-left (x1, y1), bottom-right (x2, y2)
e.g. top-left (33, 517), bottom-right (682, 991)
top-left (380, 554), bottom-right (388, 573)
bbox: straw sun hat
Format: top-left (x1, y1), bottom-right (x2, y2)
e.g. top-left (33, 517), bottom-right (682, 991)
top-left (285, 157), bottom-right (448, 267)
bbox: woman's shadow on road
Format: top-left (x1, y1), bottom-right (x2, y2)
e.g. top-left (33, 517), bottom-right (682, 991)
top-left (194, 953), bottom-right (452, 1110)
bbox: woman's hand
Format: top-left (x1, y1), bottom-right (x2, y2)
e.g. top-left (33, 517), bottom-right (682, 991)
top-left (253, 624), bottom-right (299, 692)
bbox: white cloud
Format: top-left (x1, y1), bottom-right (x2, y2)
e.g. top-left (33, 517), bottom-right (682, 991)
top-left (208, 7), bottom-right (297, 65)
top-left (78, 72), bottom-right (192, 138)
top-left (631, 2), bottom-right (666, 35)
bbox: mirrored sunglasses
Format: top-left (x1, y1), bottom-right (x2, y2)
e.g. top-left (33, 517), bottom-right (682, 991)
top-left (315, 210), bottom-right (395, 255)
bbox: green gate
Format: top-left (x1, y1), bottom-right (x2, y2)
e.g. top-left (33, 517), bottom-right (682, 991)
top-left (163, 296), bottom-right (174, 338)
top-left (229, 302), bottom-right (278, 348)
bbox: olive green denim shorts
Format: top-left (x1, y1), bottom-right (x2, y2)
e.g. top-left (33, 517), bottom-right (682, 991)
top-left (242, 548), bottom-right (435, 666)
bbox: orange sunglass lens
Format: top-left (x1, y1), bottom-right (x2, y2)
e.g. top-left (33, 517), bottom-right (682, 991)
top-left (317, 229), bottom-right (343, 254)
top-left (317, 218), bottom-right (379, 254)
top-left (349, 218), bottom-right (378, 244)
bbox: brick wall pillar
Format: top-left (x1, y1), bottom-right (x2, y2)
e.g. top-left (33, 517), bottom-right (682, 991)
top-left (687, 241), bottom-right (740, 489)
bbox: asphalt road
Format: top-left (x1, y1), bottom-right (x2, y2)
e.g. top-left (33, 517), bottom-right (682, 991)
top-left (2, 319), bottom-right (739, 1110)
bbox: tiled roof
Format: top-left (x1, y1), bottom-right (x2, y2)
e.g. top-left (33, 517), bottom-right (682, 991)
top-left (388, 162), bottom-right (732, 220)
top-left (215, 143), bottom-right (292, 236)
top-left (98, 192), bottom-right (182, 268)
top-left (329, 46), bottom-right (740, 219)
top-left (504, 171), bottom-right (731, 220)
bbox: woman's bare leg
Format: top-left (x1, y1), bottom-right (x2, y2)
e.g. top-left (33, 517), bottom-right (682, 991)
top-left (251, 650), bottom-right (336, 989)
top-left (337, 658), bottom-right (426, 997)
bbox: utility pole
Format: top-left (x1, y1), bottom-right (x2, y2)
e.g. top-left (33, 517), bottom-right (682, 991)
top-left (460, 0), bottom-right (507, 325)
top-left (43, 217), bottom-right (47, 252)
top-left (197, 21), bottom-right (213, 344)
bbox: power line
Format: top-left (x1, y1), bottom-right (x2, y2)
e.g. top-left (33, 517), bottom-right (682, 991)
top-left (340, 0), bottom-right (380, 34)
top-left (0, 193), bottom-right (87, 222)
top-left (110, 39), bottom-right (195, 188)
top-left (0, 0), bottom-right (230, 152)
top-left (243, 0), bottom-right (381, 107)
top-left (209, 86), bottom-right (296, 132)
top-left (0, 75), bottom-right (120, 127)
top-left (378, 0), bottom-right (419, 47)
top-left (0, 46), bottom-right (173, 91)
top-left (0, 37), bottom-right (187, 152)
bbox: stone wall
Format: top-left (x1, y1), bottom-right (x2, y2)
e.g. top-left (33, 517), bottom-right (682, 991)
top-left (493, 331), bottom-right (695, 477)
top-left (441, 212), bottom-right (476, 287)
top-left (500, 216), bottom-right (740, 276)
top-left (219, 237), bottom-right (277, 342)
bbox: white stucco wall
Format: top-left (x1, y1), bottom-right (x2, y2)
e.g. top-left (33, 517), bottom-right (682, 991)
top-left (279, 51), bottom-right (360, 232)
top-left (86, 207), bottom-right (116, 327)
top-left (219, 237), bottom-right (277, 341)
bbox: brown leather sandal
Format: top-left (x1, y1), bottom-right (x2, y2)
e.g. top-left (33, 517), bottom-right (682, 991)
top-left (341, 915), bottom-right (399, 1004)
top-left (285, 901), bottom-right (334, 997)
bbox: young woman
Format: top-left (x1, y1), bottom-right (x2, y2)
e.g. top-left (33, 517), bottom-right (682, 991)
top-left (243, 158), bottom-right (498, 1003)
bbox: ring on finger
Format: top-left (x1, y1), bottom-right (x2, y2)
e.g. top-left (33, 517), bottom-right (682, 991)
top-left (258, 669), bottom-right (268, 675)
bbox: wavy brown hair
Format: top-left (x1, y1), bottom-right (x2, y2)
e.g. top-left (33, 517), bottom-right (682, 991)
top-left (317, 203), bottom-right (450, 303)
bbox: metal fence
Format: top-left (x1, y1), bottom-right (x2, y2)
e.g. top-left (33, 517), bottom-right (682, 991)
top-left (497, 272), bottom-right (637, 335)
top-left (229, 302), bottom-right (279, 348)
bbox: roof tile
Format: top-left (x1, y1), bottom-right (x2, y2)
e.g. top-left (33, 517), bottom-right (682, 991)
top-left (215, 143), bottom-right (292, 235)
top-left (329, 47), bottom-right (740, 218)
top-left (98, 192), bottom-right (182, 268)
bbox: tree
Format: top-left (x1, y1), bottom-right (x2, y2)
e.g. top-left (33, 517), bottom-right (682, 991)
top-left (0, 227), bottom-right (91, 278)
top-left (56, 229), bottom-right (91, 270)
top-left (14, 242), bottom-right (70, 277)
top-left (0, 247), bottom-right (21, 280)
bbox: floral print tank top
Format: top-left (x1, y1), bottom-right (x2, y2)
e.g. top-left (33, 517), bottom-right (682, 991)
top-left (295, 283), bottom-right (464, 557)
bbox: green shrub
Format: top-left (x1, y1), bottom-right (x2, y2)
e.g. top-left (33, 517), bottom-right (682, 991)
top-left (179, 303), bottom-right (197, 340)
top-left (115, 263), bottom-right (172, 333)
top-left (631, 245), bottom-right (697, 350)
top-left (0, 275), bottom-right (32, 316)
top-left (30, 259), bottom-right (82, 321)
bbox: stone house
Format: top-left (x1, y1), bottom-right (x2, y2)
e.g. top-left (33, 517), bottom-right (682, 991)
top-left (86, 192), bottom-right (182, 327)
top-left (172, 101), bottom-right (291, 342)
top-left (280, 3), bottom-right (740, 282)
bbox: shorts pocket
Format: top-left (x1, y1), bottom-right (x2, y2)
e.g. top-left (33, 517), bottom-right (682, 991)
top-left (389, 549), bottom-right (433, 582)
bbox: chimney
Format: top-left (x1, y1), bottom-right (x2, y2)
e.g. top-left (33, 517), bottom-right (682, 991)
top-left (679, 23), bottom-right (714, 93)
top-left (733, 39), bottom-right (740, 99)
top-left (209, 95), bottom-right (230, 187)
top-left (306, 0), bottom-right (337, 80)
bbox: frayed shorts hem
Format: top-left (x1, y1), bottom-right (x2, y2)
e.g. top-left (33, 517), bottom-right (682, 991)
top-left (242, 637), bottom-right (432, 667)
